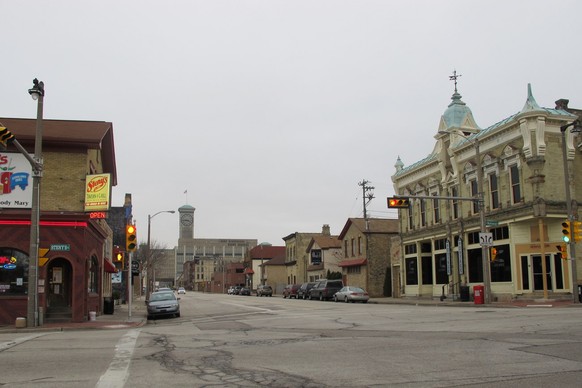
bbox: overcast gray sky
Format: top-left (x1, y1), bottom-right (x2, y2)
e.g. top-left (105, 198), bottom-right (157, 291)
top-left (2, 1), bottom-right (581, 248)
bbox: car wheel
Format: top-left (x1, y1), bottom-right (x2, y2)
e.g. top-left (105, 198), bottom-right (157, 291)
top-left (344, 296), bottom-right (349, 303)
top-left (176, 312), bottom-right (181, 318)
top-left (362, 300), bottom-right (368, 304)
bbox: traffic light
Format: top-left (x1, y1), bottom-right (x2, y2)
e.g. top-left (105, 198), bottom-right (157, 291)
top-left (115, 252), bottom-right (125, 268)
top-left (557, 244), bottom-right (568, 260)
top-left (0, 127), bottom-right (15, 148)
top-left (561, 221), bottom-right (572, 243)
top-left (387, 197), bottom-right (411, 209)
top-left (573, 221), bottom-right (582, 243)
top-left (490, 247), bottom-right (497, 262)
top-left (126, 224), bottom-right (137, 252)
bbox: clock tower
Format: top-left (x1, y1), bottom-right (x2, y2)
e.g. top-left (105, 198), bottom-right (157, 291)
top-left (178, 204), bottom-right (195, 242)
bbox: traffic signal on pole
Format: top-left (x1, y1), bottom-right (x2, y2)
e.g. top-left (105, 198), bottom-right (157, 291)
top-left (126, 224), bottom-right (137, 252)
top-left (557, 244), bottom-right (568, 260)
top-left (0, 127), bottom-right (15, 148)
top-left (387, 197), bottom-right (411, 209)
top-left (115, 252), bottom-right (125, 269)
top-left (573, 221), bottom-right (582, 243)
top-left (490, 247), bottom-right (497, 262)
top-left (561, 221), bottom-right (572, 243)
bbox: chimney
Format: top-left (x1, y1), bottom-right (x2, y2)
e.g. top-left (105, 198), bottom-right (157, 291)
top-left (555, 99), bottom-right (570, 110)
top-left (322, 224), bottom-right (331, 236)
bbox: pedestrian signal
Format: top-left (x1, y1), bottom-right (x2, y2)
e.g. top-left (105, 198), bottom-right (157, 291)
top-left (561, 221), bottom-right (571, 243)
top-left (115, 252), bottom-right (125, 268)
top-left (0, 127), bottom-right (15, 148)
top-left (126, 225), bottom-right (137, 252)
top-left (490, 247), bottom-right (497, 262)
top-left (387, 197), bottom-right (410, 209)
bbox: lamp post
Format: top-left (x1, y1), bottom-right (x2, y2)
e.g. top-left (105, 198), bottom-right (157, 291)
top-left (473, 138), bottom-right (493, 304)
top-left (439, 131), bottom-right (491, 303)
top-left (146, 210), bottom-right (175, 299)
top-left (561, 120), bottom-right (582, 303)
top-left (26, 78), bottom-right (44, 327)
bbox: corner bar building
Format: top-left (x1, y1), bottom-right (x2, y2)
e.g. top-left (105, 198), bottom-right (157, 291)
top-left (0, 118), bottom-right (117, 325)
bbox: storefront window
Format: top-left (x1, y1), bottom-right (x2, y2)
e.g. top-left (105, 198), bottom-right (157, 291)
top-left (405, 258), bottom-right (418, 285)
top-left (490, 244), bottom-right (511, 282)
top-left (0, 248), bottom-right (29, 295)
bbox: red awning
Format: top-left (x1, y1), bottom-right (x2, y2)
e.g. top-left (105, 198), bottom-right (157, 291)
top-left (244, 268), bottom-right (254, 274)
top-left (338, 258), bottom-right (368, 268)
top-left (104, 259), bottom-right (118, 273)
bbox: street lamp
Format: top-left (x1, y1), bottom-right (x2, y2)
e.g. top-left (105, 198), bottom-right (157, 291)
top-left (560, 120), bottom-right (582, 303)
top-left (146, 210), bottom-right (175, 298)
top-left (27, 78), bottom-right (45, 327)
top-left (440, 130), bottom-right (492, 304)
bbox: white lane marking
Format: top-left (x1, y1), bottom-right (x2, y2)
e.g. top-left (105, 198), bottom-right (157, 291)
top-left (0, 333), bottom-right (52, 352)
top-left (95, 329), bottom-right (140, 388)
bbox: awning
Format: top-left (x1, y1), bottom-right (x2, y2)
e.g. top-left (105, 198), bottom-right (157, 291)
top-left (104, 259), bottom-right (118, 273)
top-left (244, 268), bottom-right (254, 274)
top-left (338, 258), bottom-right (368, 268)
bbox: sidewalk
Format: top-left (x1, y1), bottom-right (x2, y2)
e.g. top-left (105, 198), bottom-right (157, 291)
top-left (0, 297), bottom-right (147, 333)
top-left (369, 296), bottom-right (581, 308)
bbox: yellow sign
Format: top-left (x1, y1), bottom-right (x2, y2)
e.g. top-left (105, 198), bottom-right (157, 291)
top-left (84, 173), bottom-right (111, 212)
top-left (39, 248), bottom-right (50, 266)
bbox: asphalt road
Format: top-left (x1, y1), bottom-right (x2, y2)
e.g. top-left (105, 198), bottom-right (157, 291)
top-left (2, 292), bottom-right (582, 387)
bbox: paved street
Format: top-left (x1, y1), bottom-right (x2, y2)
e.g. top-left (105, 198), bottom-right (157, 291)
top-left (1, 292), bottom-right (582, 387)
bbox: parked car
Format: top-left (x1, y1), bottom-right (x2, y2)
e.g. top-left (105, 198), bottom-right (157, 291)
top-left (283, 284), bottom-right (301, 299)
top-left (239, 287), bottom-right (251, 296)
top-left (233, 286), bottom-right (242, 295)
top-left (333, 286), bottom-right (369, 303)
top-left (227, 286), bottom-right (236, 295)
top-left (297, 282), bottom-right (317, 300)
top-left (177, 287), bottom-right (186, 295)
top-left (309, 279), bottom-right (344, 301)
top-left (256, 284), bottom-right (273, 297)
top-left (146, 291), bottom-right (181, 319)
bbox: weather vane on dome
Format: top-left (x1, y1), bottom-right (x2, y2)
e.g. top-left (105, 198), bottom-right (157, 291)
top-left (449, 69), bottom-right (462, 93)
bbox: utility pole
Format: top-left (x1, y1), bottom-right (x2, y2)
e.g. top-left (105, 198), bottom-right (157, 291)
top-left (359, 180), bottom-right (375, 293)
top-left (358, 179), bottom-right (375, 230)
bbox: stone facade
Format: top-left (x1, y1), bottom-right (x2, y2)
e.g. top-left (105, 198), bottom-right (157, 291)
top-left (338, 218), bottom-right (400, 297)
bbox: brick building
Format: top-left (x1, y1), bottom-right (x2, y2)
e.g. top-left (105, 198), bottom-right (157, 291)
top-left (0, 118), bottom-right (117, 325)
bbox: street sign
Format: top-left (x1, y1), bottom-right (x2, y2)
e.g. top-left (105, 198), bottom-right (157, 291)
top-left (485, 220), bottom-right (499, 227)
top-left (131, 260), bottom-right (140, 275)
top-left (479, 232), bottom-right (493, 247)
top-left (458, 238), bottom-right (464, 275)
top-left (446, 239), bottom-right (451, 276)
top-left (50, 244), bottom-right (70, 251)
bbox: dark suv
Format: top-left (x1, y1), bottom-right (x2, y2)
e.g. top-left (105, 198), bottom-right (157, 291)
top-left (256, 284), bottom-right (273, 297)
top-left (297, 282), bottom-right (316, 300)
top-left (309, 279), bottom-right (344, 301)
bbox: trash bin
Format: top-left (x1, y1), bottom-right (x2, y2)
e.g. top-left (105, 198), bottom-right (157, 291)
top-left (103, 297), bottom-right (114, 315)
top-left (460, 285), bottom-right (470, 302)
top-left (474, 285), bottom-right (484, 305)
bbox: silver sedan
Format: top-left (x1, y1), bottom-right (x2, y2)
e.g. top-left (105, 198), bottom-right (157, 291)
top-left (333, 286), bottom-right (369, 303)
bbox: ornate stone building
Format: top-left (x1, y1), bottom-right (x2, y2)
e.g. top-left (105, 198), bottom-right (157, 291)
top-left (391, 84), bottom-right (581, 302)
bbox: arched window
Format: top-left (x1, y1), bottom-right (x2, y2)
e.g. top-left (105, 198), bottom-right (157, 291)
top-left (0, 248), bottom-right (29, 295)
